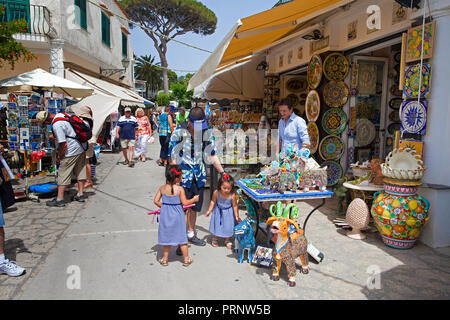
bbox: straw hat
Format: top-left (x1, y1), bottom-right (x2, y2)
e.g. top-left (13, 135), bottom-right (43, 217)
top-left (74, 105), bottom-right (93, 120)
top-left (35, 111), bottom-right (49, 123)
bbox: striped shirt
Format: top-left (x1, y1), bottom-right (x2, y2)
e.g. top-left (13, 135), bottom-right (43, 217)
top-left (117, 115), bottom-right (138, 140)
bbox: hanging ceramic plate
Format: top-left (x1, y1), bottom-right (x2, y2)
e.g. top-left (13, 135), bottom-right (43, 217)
top-left (389, 110), bottom-right (400, 122)
top-left (307, 122), bottom-right (319, 154)
top-left (286, 93), bottom-right (299, 107)
top-left (307, 55), bottom-right (323, 89)
top-left (7, 93), bottom-right (17, 103)
top-left (305, 90), bottom-right (320, 122)
top-left (286, 77), bottom-right (308, 93)
top-left (394, 52), bottom-right (401, 63)
top-left (321, 160), bottom-right (343, 186)
top-left (403, 63), bottom-right (432, 99)
top-left (322, 108), bottom-right (348, 135)
top-left (389, 97), bottom-right (403, 110)
top-left (319, 135), bottom-right (345, 160)
top-left (388, 122), bottom-right (401, 135)
top-left (355, 119), bottom-right (376, 146)
top-left (323, 53), bottom-right (349, 81)
top-left (400, 100), bottom-right (427, 135)
top-left (390, 85), bottom-right (402, 96)
top-left (323, 80), bottom-right (349, 107)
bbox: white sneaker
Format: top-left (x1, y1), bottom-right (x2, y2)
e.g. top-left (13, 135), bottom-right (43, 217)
top-left (0, 259), bottom-right (26, 277)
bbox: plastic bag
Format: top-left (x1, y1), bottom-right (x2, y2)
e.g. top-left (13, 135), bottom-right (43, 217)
top-left (148, 136), bottom-right (155, 144)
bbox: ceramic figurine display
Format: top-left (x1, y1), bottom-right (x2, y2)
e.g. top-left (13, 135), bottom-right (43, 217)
top-left (233, 218), bottom-right (256, 263)
top-left (266, 202), bottom-right (308, 287)
top-left (345, 198), bottom-right (370, 240)
top-left (371, 148), bottom-right (430, 249)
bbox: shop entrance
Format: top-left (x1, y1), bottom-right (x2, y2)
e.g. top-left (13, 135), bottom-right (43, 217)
top-left (351, 56), bottom-right (389, 162)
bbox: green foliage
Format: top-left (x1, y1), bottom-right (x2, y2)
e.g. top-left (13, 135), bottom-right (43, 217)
top-left (134, 54), bottom-right (162, 96)
top-left (156, 92), bottom-right (170, 106)
top-left (169, 82), bottom-right (193, 102)
top-left (0, 5), bottom-right (36, 69)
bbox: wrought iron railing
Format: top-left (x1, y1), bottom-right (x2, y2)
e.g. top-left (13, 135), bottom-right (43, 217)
top-left (0, 1), bottom-right (51, 36)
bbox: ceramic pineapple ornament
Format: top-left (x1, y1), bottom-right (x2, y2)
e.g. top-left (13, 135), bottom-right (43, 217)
top-left (345, 198), bottom-right (370, 240)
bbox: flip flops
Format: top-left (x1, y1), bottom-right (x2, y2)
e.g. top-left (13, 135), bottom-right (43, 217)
top-left (158, 258), bottom-right (168, 266)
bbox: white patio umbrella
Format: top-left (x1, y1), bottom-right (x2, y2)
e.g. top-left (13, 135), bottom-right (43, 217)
top-left (0, 68), bottom-right (93, 98)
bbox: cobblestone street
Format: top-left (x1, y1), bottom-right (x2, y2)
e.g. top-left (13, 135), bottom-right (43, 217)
top-left (1, 143), bottom-right (449, 299)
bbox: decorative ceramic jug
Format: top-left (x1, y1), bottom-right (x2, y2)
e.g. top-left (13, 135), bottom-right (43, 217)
top-left (371, 184), bottom-right (430, 249)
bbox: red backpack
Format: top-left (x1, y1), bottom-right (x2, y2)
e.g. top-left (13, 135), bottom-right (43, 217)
top-left (52, 113), bottom-right (92, 144)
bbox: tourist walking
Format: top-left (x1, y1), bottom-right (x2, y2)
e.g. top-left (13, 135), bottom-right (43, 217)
top-left (135, 107), bottom-right (152, 162)
top-left (158, 106), bottom-right (174, 167)
top-left (116, 107), bottom-right (138, 167)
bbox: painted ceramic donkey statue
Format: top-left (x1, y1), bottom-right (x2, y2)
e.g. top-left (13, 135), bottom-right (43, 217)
top-left (266, 201), bottom-right (309, 287)
top-left (233, 217), bottom-right (255, 263)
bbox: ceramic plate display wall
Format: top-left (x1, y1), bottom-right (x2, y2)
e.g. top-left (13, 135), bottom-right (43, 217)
top-left (400, 100), bottom-right (427, 135)
top-left (307, 55), bottom-right (323, 89)
top-left (355, 118), bottom-right (376, 146)
top-left (388, 122), bottom-right (401, 135)
top-left (321, 160), bottom-right (343, 186)
top-left (323, 53), bottom-right (349, 81)
top-left (319, 135), bottom-right (345, 160)
top-left (322, 108), bottom-right (348, 135)
top-left (323, 80), bottom-right (349, 107)
top-left (403, 63), bottom-right (432, 99)
top-left (389, 97), bottom-right (403, 110)
top-left (286, 77), bottom-right (308, 93)
top-left (307, 122), bottom-right (319, 154)
top-left (305, 90), bottom-right (321, 122)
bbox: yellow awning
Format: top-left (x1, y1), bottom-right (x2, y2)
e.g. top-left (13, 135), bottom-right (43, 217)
top-left (219, 0), bottom-right (353, 68)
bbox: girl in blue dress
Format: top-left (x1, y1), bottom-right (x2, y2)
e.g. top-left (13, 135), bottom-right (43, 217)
top-left (205, 173), bottom-right (241, 249)
top-left (154, 165), bottom-right (199, 266)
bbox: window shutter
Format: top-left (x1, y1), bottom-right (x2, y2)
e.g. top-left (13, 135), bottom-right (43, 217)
top-left (122, 32), bottom-right (127, 56)
top-left (74, 0), bottom-right (87, 30)
top-left (101, 11), bottom-right (110, 47)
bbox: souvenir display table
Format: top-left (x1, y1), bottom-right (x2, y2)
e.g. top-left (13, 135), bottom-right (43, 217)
top-left (236, 178), bottom-right (333, 245)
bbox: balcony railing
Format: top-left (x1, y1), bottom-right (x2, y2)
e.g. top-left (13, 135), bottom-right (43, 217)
top-left (0, 1), bottom-right (51, 36)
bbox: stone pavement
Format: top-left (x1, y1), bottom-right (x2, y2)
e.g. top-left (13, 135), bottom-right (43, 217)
top-left (0, 151), bottom-right (120, 299)
top-left (1, 140), bottom-right (450, 299)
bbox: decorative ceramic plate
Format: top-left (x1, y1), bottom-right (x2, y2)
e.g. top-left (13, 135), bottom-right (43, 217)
top-left (323, 53), bottom-right (350, 81)
top-left (286, 93), bottom-right (299, 107)
top-left (389, 97), bottom-right (402, 110)
top-left (355, 119), bottom-right (376, 146)
top-left (307, 122), bottom-right (319, 154)
top-left (389, 110), bottom-right (400, 122)
top-left (305, 90), bottom-right (321, 122)
top-left (403, 63), bottom-right (432, 99)
top-left (286, 77), bottom-right (308, 93)
top-left (321, 160), bottom-right (343, 186)
top-left (307, 55), bottom-right (323, 89)
top-left (323, 80), bottom-right (349, 107)
top-left (400, 100), bottom-right (427, 135)
top-left (319, 135), bottom-right (345, 160)
top-left (390, 85), bottom-right (402, 97)
top-left (394, 52), bottom-right (401, 63)
top-left (322, 108), bottom-right (348, 135)
top-left (388, 122), bottom-right (401, 135)
top-left (7, 93), bottom-right (17, 103)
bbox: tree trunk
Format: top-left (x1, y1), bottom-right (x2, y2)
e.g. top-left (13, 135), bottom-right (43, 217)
top-left (161, 59), bottom-right (169, 95)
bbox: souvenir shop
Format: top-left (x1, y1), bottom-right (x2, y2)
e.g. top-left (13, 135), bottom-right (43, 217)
top-left (253, 0), bottom-right (450, 248)
top-left (193, 0), bottom-right (450, 249)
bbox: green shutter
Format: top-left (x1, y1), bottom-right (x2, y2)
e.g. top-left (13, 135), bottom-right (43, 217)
top-left (122, 32), bottom-right (127, 56)
top-left (74, 0), bottom-right (87, 30)
top-left (1, 0), bottom-right (31, 33)
top-left (101, 11), bottom-right (110, 47)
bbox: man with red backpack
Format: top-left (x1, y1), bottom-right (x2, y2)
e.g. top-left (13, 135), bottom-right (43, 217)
top-left (36, 106), bottom-right (93, 207)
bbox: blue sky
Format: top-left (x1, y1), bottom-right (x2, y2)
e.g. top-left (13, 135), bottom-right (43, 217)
top-left (130, 0), bottom-right (277, 76)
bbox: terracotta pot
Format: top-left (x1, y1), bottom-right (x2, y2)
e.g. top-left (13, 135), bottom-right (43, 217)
top-left (371, 185), bottom-right (430, 249)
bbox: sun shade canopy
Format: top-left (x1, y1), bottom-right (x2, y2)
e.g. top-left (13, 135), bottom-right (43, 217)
top-left (188, 0), bottom-right (353, 91)
top-left (0, 68), bottom-right (94, 98)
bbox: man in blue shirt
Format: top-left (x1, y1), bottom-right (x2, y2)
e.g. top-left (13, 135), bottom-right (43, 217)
top-left (116, 107), bottom-right (138, 167)
top-left (278, 98), bottom-right (311, 152)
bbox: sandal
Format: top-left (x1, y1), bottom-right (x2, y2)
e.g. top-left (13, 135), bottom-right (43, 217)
top-left (158, 258), bottom-right (168, 266)
top-left (183, 257), bottom-right (193, 267)
top-left (226, 241), bottom-right (233, 250)
top-left (211, 238), bottom-right (219, 247)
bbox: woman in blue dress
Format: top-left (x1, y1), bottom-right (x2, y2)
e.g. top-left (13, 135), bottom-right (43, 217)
top-left (153, 165), bottom-right (199, 266)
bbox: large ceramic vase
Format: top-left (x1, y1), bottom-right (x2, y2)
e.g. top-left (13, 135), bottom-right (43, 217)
top-left (371, 184), bottom-right (430, 249)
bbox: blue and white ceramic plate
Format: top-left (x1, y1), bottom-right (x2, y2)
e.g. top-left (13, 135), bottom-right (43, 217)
top-left (400, 100), bottom-right (427, 135)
